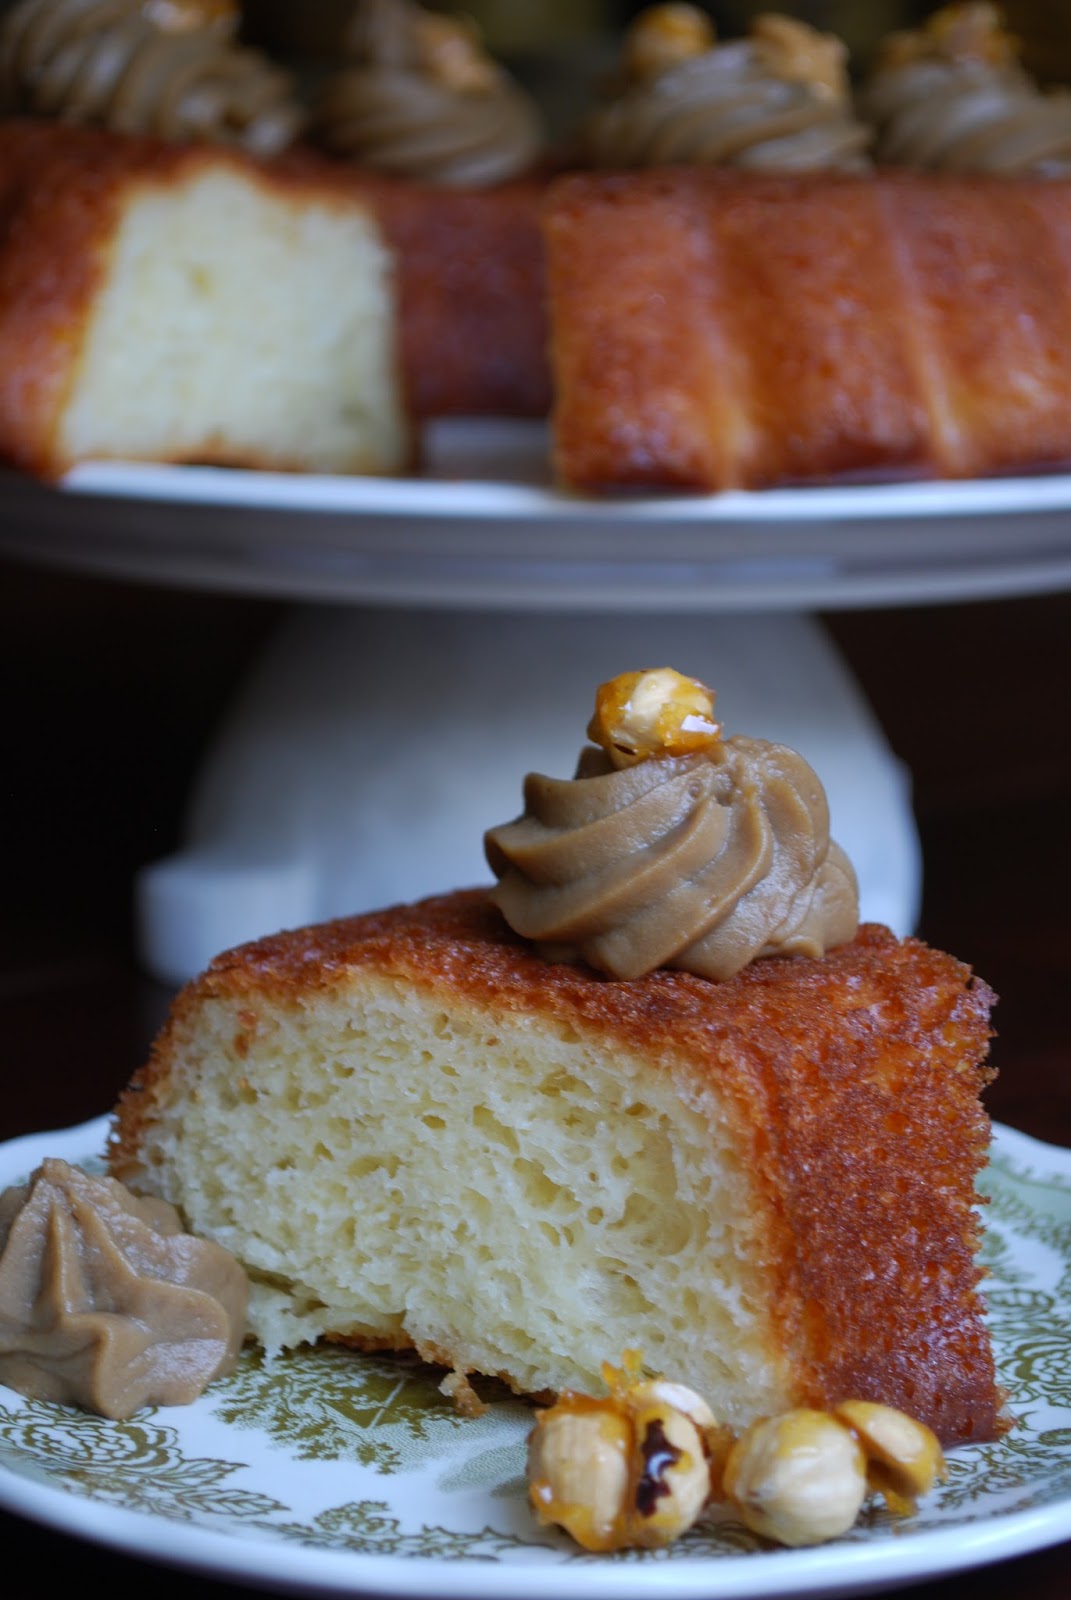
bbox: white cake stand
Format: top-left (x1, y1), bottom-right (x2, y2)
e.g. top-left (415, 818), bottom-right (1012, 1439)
top-left (7, 418), bottom-right (1071, 986)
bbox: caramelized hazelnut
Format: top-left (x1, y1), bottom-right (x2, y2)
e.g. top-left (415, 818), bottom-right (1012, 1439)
top-left (722, 1409), bottom-right (868, 1547)
top-left (587, 667), bottom-right (721, 768)
top-left (834, 1400), bottom-right (946, 1514)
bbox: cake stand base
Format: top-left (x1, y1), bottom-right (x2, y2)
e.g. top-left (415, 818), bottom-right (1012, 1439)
top-left (137, 605), bottom-right (921, 986)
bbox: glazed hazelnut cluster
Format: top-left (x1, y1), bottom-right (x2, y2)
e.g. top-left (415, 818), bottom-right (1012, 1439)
top-left (527, 1355), bottom-right (946, 1551)
top-left (586, 665), bottom-right (722, 768)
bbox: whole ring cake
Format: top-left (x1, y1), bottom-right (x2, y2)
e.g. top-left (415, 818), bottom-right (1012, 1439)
top-left (2, 1), bottom-right (1071, 489)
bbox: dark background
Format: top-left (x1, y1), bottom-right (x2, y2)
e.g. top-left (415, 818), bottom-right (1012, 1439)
top-left (239, 0), bottom-right (1071, 79)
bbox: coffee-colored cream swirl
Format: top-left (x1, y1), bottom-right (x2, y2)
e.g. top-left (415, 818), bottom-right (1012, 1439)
top-left (316, 0), bottom-right (543, 186)
top-left (582, 6), bottom-right (872, 172)
top-left (0, 0), bottom-right (305, 155)
top-left (485, 670), bottom-right (859, 982)
top-left (0, 1157), bottom-right (248, 1419)
top-left (859, 2), bottom-right (1071, 174)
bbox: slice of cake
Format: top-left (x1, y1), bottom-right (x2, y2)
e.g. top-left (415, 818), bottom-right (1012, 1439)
top-left (108, 668), bottom-right (1003, 1446)
top-left (109, 890), bottom-right (1000, 1444)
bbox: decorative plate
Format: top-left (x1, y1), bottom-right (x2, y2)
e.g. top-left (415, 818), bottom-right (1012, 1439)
top-left (1, 1115), bottom-right (1070, 1600)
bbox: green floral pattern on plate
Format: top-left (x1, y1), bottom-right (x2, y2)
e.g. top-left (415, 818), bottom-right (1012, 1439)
top-left (1, 1116), bottom-right (1071, 1584)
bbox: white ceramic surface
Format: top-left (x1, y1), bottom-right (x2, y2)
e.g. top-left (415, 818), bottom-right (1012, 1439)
top-left (3, 420), bottom-right (1071, 608)
top-left (2, 1116), bottom-right (1071, 1600)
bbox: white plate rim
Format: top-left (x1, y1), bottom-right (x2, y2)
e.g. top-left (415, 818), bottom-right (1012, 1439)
top-left (50, 416), bottom-right (1071, 524)
top-left (1, 1115), bottom-right (1070, 1600)
top-left (6, 420), bottom-right (1071, 611)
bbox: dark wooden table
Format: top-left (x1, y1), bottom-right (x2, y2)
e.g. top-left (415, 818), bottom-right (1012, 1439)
top-left (2, 562), bottom-right (1070, 1596)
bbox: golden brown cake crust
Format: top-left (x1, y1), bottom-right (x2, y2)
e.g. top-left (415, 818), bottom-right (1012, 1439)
top-left (546, 165), bottom-right (1071, 492)
top-left (111, 887), bottom-right (1002, 1444)
top-left (546, 167), bottom-right (930, 491)
top-left (0, 120), bottom-right (126, 479)
top-left (365, 171), bottom-right (551, 420)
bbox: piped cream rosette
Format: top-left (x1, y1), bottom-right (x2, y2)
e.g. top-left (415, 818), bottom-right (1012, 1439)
top-left (485, 668), bottom-right (859, 982)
